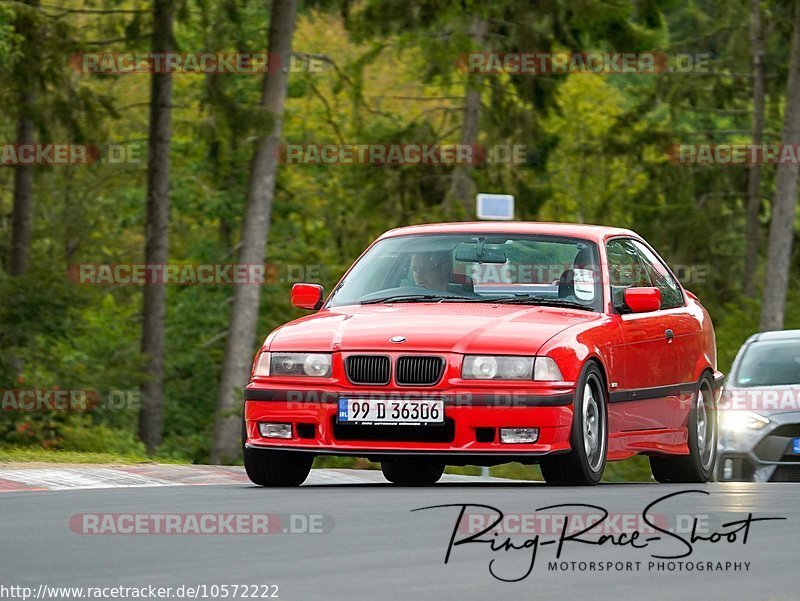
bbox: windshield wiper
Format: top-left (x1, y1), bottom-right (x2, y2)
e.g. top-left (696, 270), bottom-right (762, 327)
top-left (360, 293), bottom-right (471, 305)
top-left (361, 293), bottom-right (593, 310)
top-left (444, 295), bottom-right (594, 311)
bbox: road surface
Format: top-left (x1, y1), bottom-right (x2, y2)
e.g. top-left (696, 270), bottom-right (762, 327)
top-left (0, 466), bottom-right (794, 601)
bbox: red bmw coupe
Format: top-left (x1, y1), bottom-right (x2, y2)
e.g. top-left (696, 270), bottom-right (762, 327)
top-left (243, 222), bottom-right (722, 486)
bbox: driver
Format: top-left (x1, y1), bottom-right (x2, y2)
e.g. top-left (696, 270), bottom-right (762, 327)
top-left (410, 251), bottom-right (451, 292)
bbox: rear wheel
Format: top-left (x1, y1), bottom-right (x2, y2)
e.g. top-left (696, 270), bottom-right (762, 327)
top-left (242, 420), bottom-right (313, 487)
top-left (381, 458), bottom-right (444, 486)
top-left (650, 376), bottom-right (717, 483)
top-left (540, 362), bottom-right (608, 486)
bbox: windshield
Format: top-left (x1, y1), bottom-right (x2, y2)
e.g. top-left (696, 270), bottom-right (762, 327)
top-left (734, 339), bottom-right (800, 387)
top-left (326, 233), bottom-right (602, 311)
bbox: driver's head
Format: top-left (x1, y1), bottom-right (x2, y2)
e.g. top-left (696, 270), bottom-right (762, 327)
top-left (410, 251), bottom-right (451, 291)
top-left (573, 246), bottom-right (593, 270)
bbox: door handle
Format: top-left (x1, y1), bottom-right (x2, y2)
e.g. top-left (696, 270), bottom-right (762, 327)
top-left (665, 328), bottom-right (675, 342)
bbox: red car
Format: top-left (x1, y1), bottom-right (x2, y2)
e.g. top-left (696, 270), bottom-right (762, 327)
top-left (243, 222), bottom-right (722, 486)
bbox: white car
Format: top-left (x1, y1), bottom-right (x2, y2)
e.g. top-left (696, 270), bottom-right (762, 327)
top-left (717, 329), bottom-right (800, 482)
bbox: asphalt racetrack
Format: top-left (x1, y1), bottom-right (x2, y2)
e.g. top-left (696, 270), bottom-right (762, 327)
top-left (0, 467), bottom-right (794, 601)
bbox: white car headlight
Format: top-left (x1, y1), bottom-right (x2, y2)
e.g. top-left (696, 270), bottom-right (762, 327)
top-left (253, 351), bottom-right (271, 377)
top-left (267, 352), bottom-right (332, 377)
top-left (533, 357), bottom-right (563, 381)
top-left (303, 353), bottom-right (332, 377)
top-left (462, 356), bottom-right (535, 380)
top-left (719, 410), bottom-right (769, 432)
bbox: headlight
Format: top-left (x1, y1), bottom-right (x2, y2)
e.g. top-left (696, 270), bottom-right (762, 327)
top-left (303, 353), bottom-right (332, 377)
top-left (719, 410), bottom-right (769, 432)
top-left (268, 352), bottom-right (332, 377)
top-left (253, 351), bottom-right (270, 376)
top-left (462, 356), bottom-right (534, 380)
top-left (533, 357), bottom-right (563, 381)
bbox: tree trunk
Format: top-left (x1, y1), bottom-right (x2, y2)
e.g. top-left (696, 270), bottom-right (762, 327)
top-left (210, 0), bottom-right (298, 464)
top-left (744, 0), bottom-right (766, 297)
top-left (760, 0), bottom-right (800, 331)
top-left (138, 0), bottom-right (174, 454)
top-left (443, 16), bottom-right (487, 218)
top-left (9, 89), bottom-right (35, 277)
top-left (9, 0), bottom-right (39, 277)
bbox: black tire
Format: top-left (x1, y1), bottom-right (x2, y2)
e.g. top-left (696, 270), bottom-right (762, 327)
top-left (242, 419), bottom-right (313, 487)
top-left (381, 458), bottom-right (445, 486)
top-left (650, 376), bottom-right (717, 483)
top-left (540, 362), bottom-right (608, 486)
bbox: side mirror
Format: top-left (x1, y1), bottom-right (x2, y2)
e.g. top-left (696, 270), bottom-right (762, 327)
top-left (624, 287), bottom-right (661, 313)
top-left (291, 283), bottom-right (324, 310)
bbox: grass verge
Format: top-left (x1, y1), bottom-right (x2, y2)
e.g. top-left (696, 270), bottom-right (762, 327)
top-left (0, 447), bottom-right (185, 465)
top-left (1, 447), bottom-right (654, 482)
top-left (314, 454), bottom-right (654, 482)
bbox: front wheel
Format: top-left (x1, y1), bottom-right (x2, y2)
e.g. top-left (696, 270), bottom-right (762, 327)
top-left (650, 376), bottom-right (717, 483)
top-left (381, 458), bottom-right (444, 485)
top-left (242, 420), bottom-right (313, 487)
top-left (540, 362), bottom-right (608, 486)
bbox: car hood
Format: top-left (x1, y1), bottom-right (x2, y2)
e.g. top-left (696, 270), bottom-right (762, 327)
top-left (267, 303), bottom-right (601, 355)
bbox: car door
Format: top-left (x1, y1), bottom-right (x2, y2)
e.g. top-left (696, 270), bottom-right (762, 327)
top-left (606, 238), bottom-right (681, 431)
top-left (628, 239), bottom-right (699, 387)
top-left (629, 239), bottom-right (701, 430)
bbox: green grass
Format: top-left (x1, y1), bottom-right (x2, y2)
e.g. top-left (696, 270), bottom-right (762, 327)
top-left (0, 447), bottom-right (186, 465)
top-left (315, 455), bottom-right (654, 482)
top-left (0, 447), bottom-right (655, 482)
top-left (451, 457), bottom-right (654, 482)
top-left (312, 455), bottom-right (380, 470)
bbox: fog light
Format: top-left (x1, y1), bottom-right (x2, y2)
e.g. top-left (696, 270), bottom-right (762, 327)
top-left (722, 458), bottom-right (733, 480)
top-left (258, 422), bottom-right (292, 439)
top-left (500, 428), bottom-right (539, 444)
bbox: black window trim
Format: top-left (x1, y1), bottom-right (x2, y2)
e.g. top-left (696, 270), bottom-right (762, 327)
top-left (605, 235), bottom-right (686, 315)
top-left (326, 232), bottom-right (605, 311)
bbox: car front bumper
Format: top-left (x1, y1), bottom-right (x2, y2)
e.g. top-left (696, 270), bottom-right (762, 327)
top-left (243, 384), bottom-right (575, 461)
top-left (717, 411), bottom-right (800, 482)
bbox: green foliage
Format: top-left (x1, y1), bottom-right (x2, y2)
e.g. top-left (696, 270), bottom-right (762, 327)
top-left (0, 4), bottom-right (22, 69)
top-left (541, 75), bottom-right (650, 225)
top-left (1, 1), bottom-right (799, 478)
top-left (329, 458), bottom-right (652, 481)
top-left (59, 420), bottom-right (146, 455)
top-left (715, 288), bottom-right (800, 374)
top-left (0, 446), bottom-right (184, 464)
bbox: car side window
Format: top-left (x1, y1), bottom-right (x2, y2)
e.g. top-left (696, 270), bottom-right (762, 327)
top-left (606, 239), bottom-right (651, 310)
top-left (630, 240), bottom-right (684, 310)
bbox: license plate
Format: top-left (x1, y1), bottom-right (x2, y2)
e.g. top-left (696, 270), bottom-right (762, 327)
top-left (337, 398), bottom-right (444, 425)
top-left (792, 438), bottom-right (800, 455)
